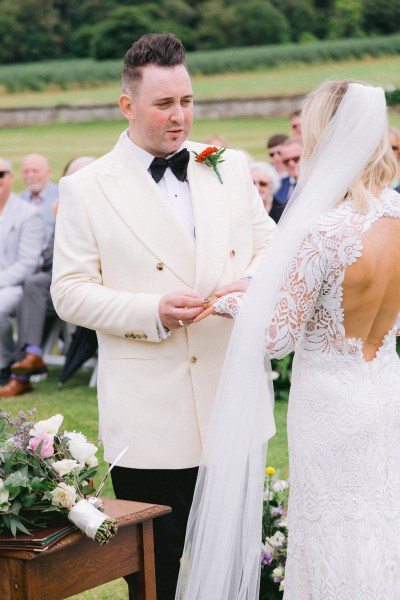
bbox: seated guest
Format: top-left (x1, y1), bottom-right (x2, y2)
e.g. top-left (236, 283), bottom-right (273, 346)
top-left (19, 153), bottom-right (58, 246)
top-left (52, 156), bottom-right (95, 219)
top-left (1, 157), bottom-right (95, 397)
top-left (0, 157), bottom-right (44, 388)
top-left (269, 138), bottom-right (302, 223)
top-left (290, 109), bottom-right (302, 142)
top-left (0, 234), bottom-right (55, 396)
top-left (204, 134), bottom-right (228, 147)
top-left (249, 161), bottom-right (280, 214)
top-left (389, 127), bottom-right (400, 188)
top-left (266, 134), bottom-right (289, 178)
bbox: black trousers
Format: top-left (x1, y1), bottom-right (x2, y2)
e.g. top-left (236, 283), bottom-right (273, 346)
top-left (111, 465), bottom-right (198, 600)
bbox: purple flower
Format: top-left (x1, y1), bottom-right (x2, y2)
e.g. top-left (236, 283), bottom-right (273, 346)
top-left (261, 551), bottom-right (273, 566)
top-left (270, 506), bottom-right (283, 516)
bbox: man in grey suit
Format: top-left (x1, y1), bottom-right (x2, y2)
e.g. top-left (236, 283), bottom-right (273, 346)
top-left (0, 156), bottom-right (44, 389)
top-left (19, 153), bottom-right (58, 246)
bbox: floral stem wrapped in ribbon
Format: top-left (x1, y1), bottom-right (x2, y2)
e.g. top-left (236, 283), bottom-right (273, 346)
top-left (0, 410), bottom-right (117, 545)
top-left (193, 146), bottom-right (226, 184)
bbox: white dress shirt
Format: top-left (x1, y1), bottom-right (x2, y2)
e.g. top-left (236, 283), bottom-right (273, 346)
top-left (122, 131), bottom-right (195, 238)
top-left (123, 131), bottom-right (195, 337)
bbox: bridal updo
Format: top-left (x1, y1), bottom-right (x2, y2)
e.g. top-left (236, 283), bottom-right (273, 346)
top-left (300, 79), bottom-right (397, 212)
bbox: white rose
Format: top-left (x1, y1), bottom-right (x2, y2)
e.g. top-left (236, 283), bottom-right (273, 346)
top-left (86, 454), bottom-right (98, 468)
top-left (272, 566), bottom-right (284, 579)
top-left (279, 579), bottom-right (285, 591)
top-left (0, 479), bottom-right (9, 508)
top-left (64, 430), bottom-right (87, 445)
top-left (273, 479), bottom-right (289, 492)
top-left (265, 531), bottom-right (285, 551)
top-left (272, 531), bottom-right (285, 546)
top-left (51, 482), bottom-right (77, 510)
top-left (64, 431), bottom-right (98, 468)
top-left (69, 440), bottom-right (98, 465)
top-left (262, 540), bottom-right (274, 554)
top-left (29, 414), bottom-right (63, 438)
top-left (52, 459), bottom-right (79, 477)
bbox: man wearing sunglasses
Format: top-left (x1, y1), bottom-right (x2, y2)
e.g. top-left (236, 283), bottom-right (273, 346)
top-left (0, 157), bottom-right (44, 389)
top-left (269, 138), bottom-right (303, 223)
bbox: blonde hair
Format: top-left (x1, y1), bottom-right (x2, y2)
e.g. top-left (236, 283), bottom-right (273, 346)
top-left (301, 80), bottom-right (397, 212)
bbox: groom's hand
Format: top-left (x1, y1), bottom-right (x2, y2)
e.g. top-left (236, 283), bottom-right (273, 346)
top-left (214, 279), bottom-right (251, 297)
top-left (159, 291), bottom-right (206, 330)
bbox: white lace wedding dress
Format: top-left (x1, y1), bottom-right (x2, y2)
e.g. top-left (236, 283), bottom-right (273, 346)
top-left (268, 189), bottom-right (400, 600)
top-left (217, 188), bottom-right (400, 599)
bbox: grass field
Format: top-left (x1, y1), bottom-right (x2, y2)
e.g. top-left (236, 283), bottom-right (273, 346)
top-left (2, 366), bottom-right (288, 599)
top-left (0, 55), bottom-right (400, 109)
top-left (3, 110), bottom-right (400, 194)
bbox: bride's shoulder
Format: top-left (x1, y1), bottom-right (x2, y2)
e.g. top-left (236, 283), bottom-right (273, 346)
top-left (380, 187), bottom-right (400, 217)
top-left (310, 200), bottom-right (357, 235)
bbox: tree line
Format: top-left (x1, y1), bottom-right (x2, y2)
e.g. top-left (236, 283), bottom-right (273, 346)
top-left (0, 0), bottom-right (399, 64)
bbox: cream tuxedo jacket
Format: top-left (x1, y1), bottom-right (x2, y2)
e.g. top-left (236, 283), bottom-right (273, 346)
top-left (51, 134), bottom-right (276, 469)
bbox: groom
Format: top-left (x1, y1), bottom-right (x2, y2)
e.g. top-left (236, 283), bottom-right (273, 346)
top-left (51, 33), bottom-right (276, 599)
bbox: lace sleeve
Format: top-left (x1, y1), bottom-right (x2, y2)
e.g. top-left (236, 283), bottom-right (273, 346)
top-left (266, 231), bottom-right (327, 359)
top-left (214, 292), bottom-right (244, 318)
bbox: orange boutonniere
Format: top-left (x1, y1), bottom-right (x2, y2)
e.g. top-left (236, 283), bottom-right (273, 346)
top-left (193, 146), bottom-right (226, 184)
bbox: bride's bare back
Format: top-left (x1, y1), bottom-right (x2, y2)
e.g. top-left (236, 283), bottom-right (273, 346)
top-left (342, 216), bottom-right (400, 361)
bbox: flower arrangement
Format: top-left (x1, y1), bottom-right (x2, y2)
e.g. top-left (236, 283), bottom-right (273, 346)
top-left (193, 146), bottom-right (226, 184)
top-left (0, 409), bottom-right (117, 545)
top-left (259, 467), bottom-right (289, 600)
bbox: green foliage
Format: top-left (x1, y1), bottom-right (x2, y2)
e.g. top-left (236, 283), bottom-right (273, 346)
top-left (362, 0), bottom-right (400, 36)
top-left (272, 0), bottom-right (318, 43)
top-left (91, 6), bottom-right (157, 60)
top-left (194, 0), bottom-right (290, 49)
top-left (0, 0), bottom-right (400, 63)
top-left (328, 0), bottom-right (364, 39)
top-left (386, 89), bottom-right (400, 107)
top-left (272, 355), bottom-right (293, 402)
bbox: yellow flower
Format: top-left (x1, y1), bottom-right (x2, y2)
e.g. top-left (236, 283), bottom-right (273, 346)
top-left (266, 467), bottom-right (276, 476)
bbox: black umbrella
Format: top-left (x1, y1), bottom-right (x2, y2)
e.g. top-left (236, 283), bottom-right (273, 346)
top-left (57, 326), bottom-right (98, 389)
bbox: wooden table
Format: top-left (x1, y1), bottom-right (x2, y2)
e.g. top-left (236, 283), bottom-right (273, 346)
top-left (0, 498), bottom-right (171, 600)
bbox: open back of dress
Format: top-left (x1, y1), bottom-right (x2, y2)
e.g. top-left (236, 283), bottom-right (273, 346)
top-left (265, 188), bottom-right (400, 600)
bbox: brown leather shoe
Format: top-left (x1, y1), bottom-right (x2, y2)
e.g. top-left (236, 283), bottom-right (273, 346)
top-left (11, 353), bottom-right (48, 376)
top-left (0, 378), bottom-right (33, 397)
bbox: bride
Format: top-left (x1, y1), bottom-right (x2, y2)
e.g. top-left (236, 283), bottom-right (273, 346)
top-left (175, 80), bottom-right (400, 599)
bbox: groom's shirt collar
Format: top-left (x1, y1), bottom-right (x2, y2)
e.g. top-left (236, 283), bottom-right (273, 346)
top-left (122, 130), bottom-right (186, 170)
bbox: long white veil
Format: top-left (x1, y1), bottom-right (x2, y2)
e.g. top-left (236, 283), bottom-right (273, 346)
top-left (176, 82), bottom-right (387, 600)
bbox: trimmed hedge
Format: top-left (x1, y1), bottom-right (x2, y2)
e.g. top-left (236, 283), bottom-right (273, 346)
top-left (187, 34), bottom-right (400, 75)
top-left (0, 35), bottom-right (399, 95)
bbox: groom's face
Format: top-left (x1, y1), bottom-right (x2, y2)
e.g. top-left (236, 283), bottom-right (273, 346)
top-left (127, 64), bottom-right (193, 158)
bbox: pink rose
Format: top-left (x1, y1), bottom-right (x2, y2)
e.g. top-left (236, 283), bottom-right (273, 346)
top-left (29, 433), bottom-right (54, 458)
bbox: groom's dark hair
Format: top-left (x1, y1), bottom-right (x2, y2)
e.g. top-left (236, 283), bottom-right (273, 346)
top-left (122, 33), bottom-right (186, 95)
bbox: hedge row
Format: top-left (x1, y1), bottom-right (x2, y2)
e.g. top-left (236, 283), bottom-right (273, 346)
top-left (0, 35), bottom-right (399, 94)
top-left (188, 34), bottom-right (400, 75)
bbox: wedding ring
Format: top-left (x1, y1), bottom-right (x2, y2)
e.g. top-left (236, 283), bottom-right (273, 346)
top-left (178, 319), bottom-right (187, 327)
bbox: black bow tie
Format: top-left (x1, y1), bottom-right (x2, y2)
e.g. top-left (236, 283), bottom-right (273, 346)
top-left (149, 148), bottom-right (189, 183)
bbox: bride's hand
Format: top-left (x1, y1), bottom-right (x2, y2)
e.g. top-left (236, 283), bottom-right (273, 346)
top-left (193, 296), bottom-right (219, 322)
top-left (193, 292), bottom-right (245, 323)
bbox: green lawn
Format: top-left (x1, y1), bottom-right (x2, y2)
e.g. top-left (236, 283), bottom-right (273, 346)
top-left (3, 112), bottom-right (400, 194)
top-left (3, 366), bottom-right (288, 599)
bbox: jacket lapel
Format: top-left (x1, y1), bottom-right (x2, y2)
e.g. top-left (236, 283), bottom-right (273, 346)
top-left (186, 144), bottom-right (229, 297)
top-left (96, 138), bottom-right (196, 287)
